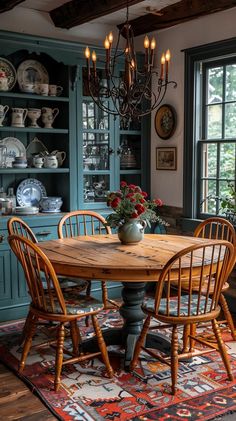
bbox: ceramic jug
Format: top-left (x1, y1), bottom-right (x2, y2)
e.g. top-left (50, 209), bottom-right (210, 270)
top-left (11, 107), bottom-right (28, 128)
top-left (41, 107), bottom-right (59, 128)
top-left (44, 154), bottom-right (58, 168)
top-left (51, 150), bottom-right (66, 167)
top-left (0, 104), bottom-right (9, 126)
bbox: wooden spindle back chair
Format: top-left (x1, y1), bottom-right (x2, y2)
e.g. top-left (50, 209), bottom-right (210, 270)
top-left (8, 216), bottom-right (88, 292)
top-left (130, 240), bottom-right (234, 395)
top-left (7, 216), bottom-right (37, 242)
top-left (58, 210), bottom-right (120, 310)
top-left (8, 234), bottom-right (114, 391)
top-left (193, 217), bottom-right (236, 340)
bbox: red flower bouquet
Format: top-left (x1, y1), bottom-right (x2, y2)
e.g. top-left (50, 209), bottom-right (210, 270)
top-left (106, 181), bottom-right (167, 228)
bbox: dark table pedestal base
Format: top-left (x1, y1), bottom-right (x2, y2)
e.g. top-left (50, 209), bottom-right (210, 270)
top-left (82, 281), bottom-right (171, 369)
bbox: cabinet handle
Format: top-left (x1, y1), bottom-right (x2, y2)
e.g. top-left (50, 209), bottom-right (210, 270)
top-left (35, 231), bottom-right (51, 236)
top-left (0, 234), bottom-right (4, 243)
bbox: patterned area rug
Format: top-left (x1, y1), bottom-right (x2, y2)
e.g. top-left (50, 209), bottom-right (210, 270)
top-left (1, 311), bottom-right (236, 421)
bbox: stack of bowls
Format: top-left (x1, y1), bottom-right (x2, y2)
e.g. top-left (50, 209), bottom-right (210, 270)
top-left (12, 156), bottom-right (28, 169)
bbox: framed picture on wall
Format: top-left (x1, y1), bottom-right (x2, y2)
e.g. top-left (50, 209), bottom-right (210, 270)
top-left (154, 104), bottom-right (177, 139)
top-left (156, 147), bottom-right (177, 170)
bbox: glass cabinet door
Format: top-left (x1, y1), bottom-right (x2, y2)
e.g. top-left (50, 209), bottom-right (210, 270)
top-left (81, 94), bottom-right (114, 206)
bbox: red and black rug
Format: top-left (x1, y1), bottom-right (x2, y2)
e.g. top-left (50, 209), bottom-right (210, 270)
top-left (1, 311), bottom-right (236, 421)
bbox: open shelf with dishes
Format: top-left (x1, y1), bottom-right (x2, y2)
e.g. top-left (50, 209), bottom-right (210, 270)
top-left (0, 48), bottom-right (72, 216)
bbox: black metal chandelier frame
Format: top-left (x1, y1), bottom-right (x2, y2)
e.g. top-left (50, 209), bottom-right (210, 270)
top-left (85, 4), bottom-right (177, 122)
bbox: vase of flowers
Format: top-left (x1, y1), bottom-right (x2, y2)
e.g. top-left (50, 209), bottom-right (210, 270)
top-left (106, 181), bottom-right (166, 244)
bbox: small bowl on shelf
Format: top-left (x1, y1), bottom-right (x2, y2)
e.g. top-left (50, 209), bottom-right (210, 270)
top-left (39, 196), bottom-right (63, 213)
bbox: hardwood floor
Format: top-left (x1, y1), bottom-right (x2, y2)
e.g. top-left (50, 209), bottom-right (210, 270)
top-left (0, 363), bottom-right (57, 420)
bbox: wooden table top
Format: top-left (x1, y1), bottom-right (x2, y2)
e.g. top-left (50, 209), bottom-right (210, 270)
top-left (38, 234), bottom-right (216, 282)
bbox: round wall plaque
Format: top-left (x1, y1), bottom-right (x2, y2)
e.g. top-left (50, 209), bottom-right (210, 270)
top-left (155, 104), bottom-right (177, 140)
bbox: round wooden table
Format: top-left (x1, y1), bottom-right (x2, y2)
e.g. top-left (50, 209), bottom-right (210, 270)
top-left (38, 233), bottom-right (213, 367)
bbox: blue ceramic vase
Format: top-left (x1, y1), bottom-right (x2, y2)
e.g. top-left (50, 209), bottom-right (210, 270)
top-left (118, 218), bottom-right (147, 244)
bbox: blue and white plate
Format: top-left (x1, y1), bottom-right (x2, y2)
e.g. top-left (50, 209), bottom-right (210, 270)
top-left (16, 178), bottom-right (47, 207)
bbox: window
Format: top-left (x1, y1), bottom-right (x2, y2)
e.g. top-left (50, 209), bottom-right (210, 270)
top-left (184, 39), bottom-right (236, 222)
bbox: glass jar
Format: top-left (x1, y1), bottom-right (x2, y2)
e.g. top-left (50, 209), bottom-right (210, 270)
top-left (1, 198), bottom-right (12, 215)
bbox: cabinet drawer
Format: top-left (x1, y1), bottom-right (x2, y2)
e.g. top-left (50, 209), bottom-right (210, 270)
top-left (32, 225), bottom-right (58, 242)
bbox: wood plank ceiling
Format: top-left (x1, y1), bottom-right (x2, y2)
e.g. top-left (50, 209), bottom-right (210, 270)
top-left (1, 0), bottom-right (236, 36)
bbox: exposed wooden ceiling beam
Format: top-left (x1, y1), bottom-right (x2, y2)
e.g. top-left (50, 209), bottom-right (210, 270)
top-left (50, 0), bottom-right (144, 29)
top-left (118, 0), bottom-right (236, 36)
top-left (0, 0), bottom-right (24, 14)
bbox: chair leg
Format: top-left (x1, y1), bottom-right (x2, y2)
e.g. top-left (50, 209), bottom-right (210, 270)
top-left (54, 323), bottom-right (65, 392)
top-left (171, 325), bottom-right (179, 395)
top-left (189, 323), bottom-right (196, 352)
top-left (19, 312), bottom-right (37, 373)
top-left (91, 315), bottom-right (114, 378)
top-left (219, 293), bottom-right (236, 340)
top-left (101, 281), bottom-right (120, 310)
top-left (102, 281), bottom-right (108, 309)
top-left (20, 311), bottom-right (35, 345)
top-left (182, 324), bottom-right (190, 353)
top-left (130, 315), bottom-right (151, 371)
top-left (85, 281), bottom-right (92, 327)
top-left (211, 319), bottom-right (233, 381)
top-left (70, 320), bottom-right (81, 355)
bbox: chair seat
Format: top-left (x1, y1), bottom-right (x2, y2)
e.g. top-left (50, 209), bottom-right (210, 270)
top-left (143, 295), bottom-right (213, 316)
top-left (44, 290), bottom-right (104, 315)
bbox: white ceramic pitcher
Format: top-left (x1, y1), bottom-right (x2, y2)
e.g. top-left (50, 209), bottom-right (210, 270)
top-left (11, 107), bottom-right (28, 128)
top-left (41, 107), bottom-right (59, 129)
top-left (0, 104), bottom-right (9, 126)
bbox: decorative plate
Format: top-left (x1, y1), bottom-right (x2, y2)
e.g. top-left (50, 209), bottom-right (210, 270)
top-left (0, 57), bottom-right (17, 90)
top-left (1, 137), bottom-right (26, 167)
top-left (17, 59), bottom-right (49, 90)
top-left (16, 178), bottom-right (47, 207)
top-left (26, 137), bottom-right (49, 165)
top-left (155, 104), bottom-right (177, 140)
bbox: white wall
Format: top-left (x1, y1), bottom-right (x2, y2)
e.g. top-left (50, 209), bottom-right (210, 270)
top-left (1, 5), bottom-right (236, 207)
top-left (136, 7), bottom-right (236, 207)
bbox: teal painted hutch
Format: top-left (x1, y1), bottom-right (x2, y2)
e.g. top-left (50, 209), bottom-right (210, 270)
top-left (0, 30), bottom-right (150, 321)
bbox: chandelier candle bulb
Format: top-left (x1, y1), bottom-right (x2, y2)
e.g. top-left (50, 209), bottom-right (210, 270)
top-left (150, 37), bottom-right (156, 67)
top-left (85, 46), bottom-right (91, 78)
top-left (108, 31), bottom-right (113, 45)
top-left (104, 36), bottom-right (110, 75)
top-left (144, 35), bottom-right (150, 66)
top-left (161, 53), bottom-right (165, 80)
top-left (165, 49), bottom-right (171, 78)
top-left (91, 51), bottom-right (97, 76)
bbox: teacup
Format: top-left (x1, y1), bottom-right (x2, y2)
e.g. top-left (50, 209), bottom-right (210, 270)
top-left (49, 85), bottom-right (63, 96)
top-left (36, 83), bottom-right (49, 96)
top-left (0, 104), bottom-right (9, 126)
top-left (20, 83), bottom-right (36, 93)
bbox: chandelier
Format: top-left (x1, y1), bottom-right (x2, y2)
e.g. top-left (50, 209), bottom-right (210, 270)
top-left (84, 3), bottom-right (177, 123)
